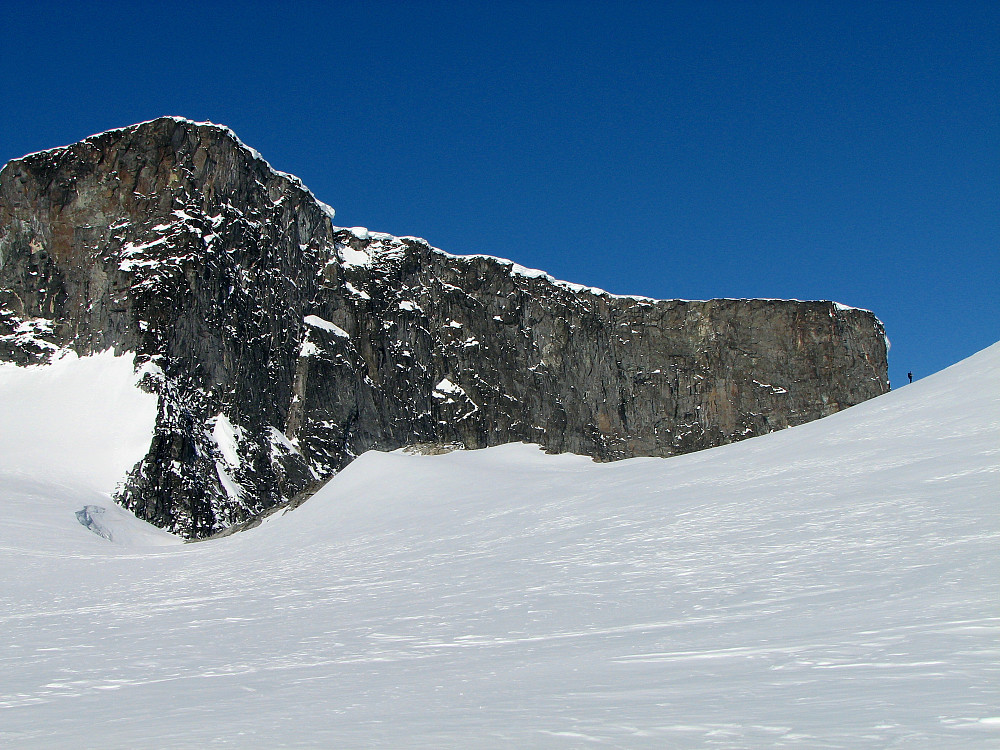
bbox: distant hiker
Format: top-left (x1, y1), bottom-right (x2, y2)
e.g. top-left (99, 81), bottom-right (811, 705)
top-left (907, 371), bottom-right (913, 383)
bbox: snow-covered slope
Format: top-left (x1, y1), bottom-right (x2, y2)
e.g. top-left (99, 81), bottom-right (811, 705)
top-left (1, 344), bottom-right (998, 748)
top-left (0, 350), bottom-right (173, 551)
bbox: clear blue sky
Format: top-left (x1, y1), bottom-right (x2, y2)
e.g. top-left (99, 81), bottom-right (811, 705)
top-left (2, 1), bottom-right (997, 387)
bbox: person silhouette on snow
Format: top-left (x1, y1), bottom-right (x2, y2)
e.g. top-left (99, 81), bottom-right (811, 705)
top-left (908, 371), bottom-right (913, 383)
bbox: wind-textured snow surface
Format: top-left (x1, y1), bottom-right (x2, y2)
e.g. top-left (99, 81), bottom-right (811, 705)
top-left (1, 344), bottom-right (998, 748)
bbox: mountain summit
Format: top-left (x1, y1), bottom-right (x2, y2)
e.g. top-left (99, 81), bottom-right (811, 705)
top-left (0, 117), bottom-right (889, 537)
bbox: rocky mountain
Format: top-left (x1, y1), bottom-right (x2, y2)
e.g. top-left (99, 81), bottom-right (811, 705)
top-left (0, 117), bottom-right (890, 538)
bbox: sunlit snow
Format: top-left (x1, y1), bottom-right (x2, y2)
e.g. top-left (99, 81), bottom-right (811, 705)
top-left (0, 344), bottom-right (998, 748)
top-left (0, 350), bottom-right (157, 491)
top-left (303, 314), bottom-right (349, 338)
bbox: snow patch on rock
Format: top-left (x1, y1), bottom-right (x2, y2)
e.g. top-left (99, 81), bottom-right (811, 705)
top-left (304, 315), bottom-right (349, 338)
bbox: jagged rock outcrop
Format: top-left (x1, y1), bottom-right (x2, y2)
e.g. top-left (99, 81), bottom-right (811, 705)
top-left (0, 117), bottom-right (890, 537)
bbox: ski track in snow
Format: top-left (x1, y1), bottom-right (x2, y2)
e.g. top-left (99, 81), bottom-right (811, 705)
top-left (0, 345), bottom-right (998, 748)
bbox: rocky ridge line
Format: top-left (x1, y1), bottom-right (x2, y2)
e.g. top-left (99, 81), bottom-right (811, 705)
top-left (0, 117), bottom-right (890, 537)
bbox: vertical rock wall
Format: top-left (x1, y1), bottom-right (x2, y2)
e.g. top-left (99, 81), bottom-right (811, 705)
top-left (0, 117), bottom-right (889, 537)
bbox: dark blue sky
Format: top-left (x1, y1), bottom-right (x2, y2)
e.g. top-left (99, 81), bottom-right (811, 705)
top-left (2, 1), bottom-right (997, 387)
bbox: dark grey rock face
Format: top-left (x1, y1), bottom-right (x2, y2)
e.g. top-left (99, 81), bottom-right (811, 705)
top-left (0, 117), bottom-right (890, 537)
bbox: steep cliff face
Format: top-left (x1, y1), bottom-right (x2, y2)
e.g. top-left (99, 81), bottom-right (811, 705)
top-left (0, 117), bottom-right (889, 537)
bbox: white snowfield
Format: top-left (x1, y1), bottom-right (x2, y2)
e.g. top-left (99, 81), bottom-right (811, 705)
top-left (0, 344), bottom-right (998, 748)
